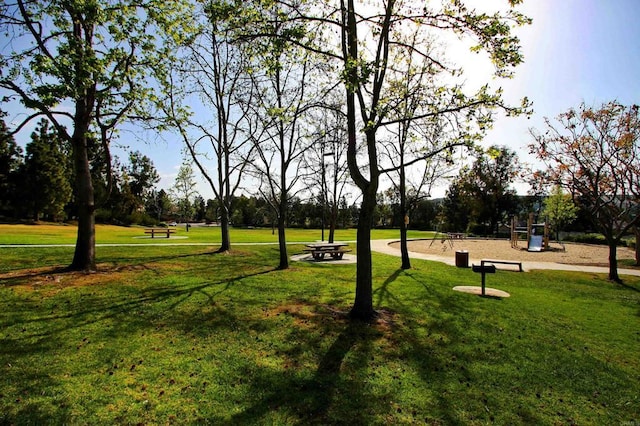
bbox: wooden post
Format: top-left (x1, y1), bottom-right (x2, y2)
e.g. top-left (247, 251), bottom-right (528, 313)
top-left (481, 261), bottom-right (486, 296)
top-left (544, 221), bottom-right (550, 250)
top-left (527, 213), bottom-right (533, 250)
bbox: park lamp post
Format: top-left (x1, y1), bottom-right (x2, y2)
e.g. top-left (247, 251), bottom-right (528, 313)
top-left (321, 150), bottom-right (334, 242)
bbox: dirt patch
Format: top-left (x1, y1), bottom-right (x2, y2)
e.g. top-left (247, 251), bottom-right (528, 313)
top-left (263, 302), bottom-right (398, 330)
top-left (0, 263), bottom-right (152, 293)
top-left (393, 238), bottom-right (637, 267)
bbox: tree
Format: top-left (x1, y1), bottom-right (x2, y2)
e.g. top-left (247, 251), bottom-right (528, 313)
top-left (302, 98), bottom-right (350, 243)
top-left (193, 196), bottom-right (207, 222)
top-left (145, 189), bottom-right (173, 222)
top-left (441, 177), bottom-right (473, 233)
top-left (0, 114), bottom-right (23, 218)
top-left (387, 154), bottom-right (451, 269)
top-left (241, 1), bottom-right (323, 269)
top-left (87, 138), bottom-right (114, 219)
top-left (336, 1), bottom-right (530, 319)
top-left (381, 37), bottom-right (475, 268)
top-left (459, 146), bottom-right (520, 235)
top-left (541, 185), bottom-right (577, 241)
top-left (186, 0), bottom-right (530, 319)
top-left (161, 0), bottom-right (254, 252)
top-left (204, 198), bottom-right (219, 223)
top-left (0, 0), bottom-right (195, 270)
top-left (126, 151), bottom-right (160, 213)
top-left (171, 162), bottom-right (199, 223)
top-left (530, 101), bottom-right (640, 282)
top-left (23, 119), bottom-right (72, 221)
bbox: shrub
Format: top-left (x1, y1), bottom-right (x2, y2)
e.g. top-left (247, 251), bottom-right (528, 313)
top-left (95, 208), bottom-right (114, 224)
top-left (564, 233), bottom-right (635, 247)
top-left (563, 233), bottom-right (606, 245)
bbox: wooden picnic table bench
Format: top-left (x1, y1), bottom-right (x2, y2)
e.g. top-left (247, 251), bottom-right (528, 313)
top-left (144, 228), bottom-right (176, 238)
top-left (472, 259), bottom-right (522, 296)
top-left (303, 243), bottom-right (352, 260)
top-left (447, 232), bottom-right (466, 239)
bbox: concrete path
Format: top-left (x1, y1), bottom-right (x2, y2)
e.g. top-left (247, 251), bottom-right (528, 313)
top-left (370, 239), bottom-right (640, 277)
top-left (4, 238), bottom-right (639, 278)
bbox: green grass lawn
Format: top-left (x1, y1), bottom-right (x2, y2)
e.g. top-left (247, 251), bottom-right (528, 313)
top-left (0, 223), bottom-right (433, 245)
top-left (1, 233), bottom-right (639, 424)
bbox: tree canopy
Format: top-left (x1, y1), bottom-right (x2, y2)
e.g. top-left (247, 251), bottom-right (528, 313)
top-left (23, 119), bottom-right (72, 221)
top-left (530, 101), bottom-right (640, 282)
top-left (443, 145), bottom-right (520, 235)
top-left (541, 185), bottom-right (577, 241)
top-left (0, 0), bottom-right (196, 270)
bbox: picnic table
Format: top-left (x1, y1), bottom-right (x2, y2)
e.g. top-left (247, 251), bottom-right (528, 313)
top-left (303, 242), bottom-right (352, 260)
top-left (447, 232), bottom-right (466, 239)
top-left (144, 228), bottom-right (176, 238)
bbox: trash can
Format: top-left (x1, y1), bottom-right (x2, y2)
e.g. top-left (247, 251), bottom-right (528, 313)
top-left (455, 250), bottom-right (469, 268)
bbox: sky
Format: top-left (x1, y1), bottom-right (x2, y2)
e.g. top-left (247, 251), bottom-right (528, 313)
top-left (6, 0), bottom-right (640, 201)
top-left (470, 0), bottom-right (640, 194)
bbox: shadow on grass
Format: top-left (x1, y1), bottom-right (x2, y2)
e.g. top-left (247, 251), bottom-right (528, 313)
top-left (6, 253), bottom-right (634, 423)
top-left (1, 246), bottom-right (279, 357)
top-left (617, 279), bottom-right (640, 293)
top-left (218, 316), bottom-right (380, 424)
top-left (0, 251), bottom-right (280, 423)
top-left (0, 247), bottom-right (229, 285)
top-left (369, 265), bottom-right (548, 424)
top-left (2, 266), bottom-right (277, 341)
top-left (2, 373), bottom-right (73, 425)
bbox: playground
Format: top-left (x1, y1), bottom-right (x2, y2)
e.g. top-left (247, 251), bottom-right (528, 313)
top-left (398, 238), bottom-right (637, 267)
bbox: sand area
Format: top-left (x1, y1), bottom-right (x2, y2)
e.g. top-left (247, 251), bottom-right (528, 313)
top-left (392, 238), bottom-right (636, 267)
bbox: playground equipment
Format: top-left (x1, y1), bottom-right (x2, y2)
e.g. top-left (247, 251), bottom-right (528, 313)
top-left (429, 230), bottom-right (454, 249)
top-left (511, 213), bottom-right (550, 252)
top-left (429, 231), bottom-right (466, 250)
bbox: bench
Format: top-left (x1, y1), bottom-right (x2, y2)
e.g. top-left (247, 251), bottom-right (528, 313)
top-left (303, 243), bottom-right (352, 260)
top-left (472, 259), bottom-right (522, 296)
top-left (303, 247), bottom-right (352, 260)
top-left (144, 228), bottom-right (176, 238)
top-left (482, 259), bottom-right (523, 272)
top-left (447, 232), bottom-right (466, 240)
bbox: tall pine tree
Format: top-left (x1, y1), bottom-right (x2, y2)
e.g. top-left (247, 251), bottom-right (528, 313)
top-left (0, 114), bottom-right (23, 218)
top-left (24, 120), bottom-right (72, 222)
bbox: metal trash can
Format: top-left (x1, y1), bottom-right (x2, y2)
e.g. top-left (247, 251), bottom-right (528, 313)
top-left (455, 250), bottom-right (469, 268)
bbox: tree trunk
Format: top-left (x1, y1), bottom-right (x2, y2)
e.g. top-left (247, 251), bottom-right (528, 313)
top-left (636, 227), bottom-right (640, 266)
top-left (328, 199), bottom-right (337, 243)
top-left (69, 19), bottom-right (96, 272)
top-left (399, 164), bottom-right (410, 270)
top-left (608, 240), bottom-right (620, 282)
top-left (400, 220), bottom-right (410, 270)
top-left (219, 205), bottom-right (231, 252)
top-left (343, 0), bottom-right (377, 321)
top-left (277, 214), bottom-right (288, 269)
top-left (349, 184), bottom-right (377, 321)
top-left (277, 193), bottom-right (288, 269)
top-left (70, 131), bottom-right (96, 271)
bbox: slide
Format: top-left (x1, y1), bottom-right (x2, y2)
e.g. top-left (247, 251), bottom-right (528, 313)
top-left (528, 235), bottom-right (543, 252)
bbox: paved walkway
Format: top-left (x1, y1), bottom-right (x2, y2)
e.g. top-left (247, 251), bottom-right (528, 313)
top-left (370, 239), bottom-right (640, 277)
top-left (4, 238), bottom-right (639, 277)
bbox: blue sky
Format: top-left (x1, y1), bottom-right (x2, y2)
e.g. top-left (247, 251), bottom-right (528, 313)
top-left (479, 0), bottom-right (640, 191)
